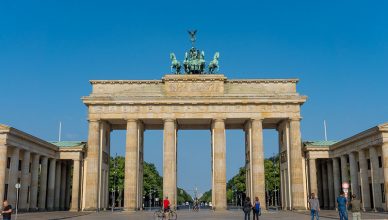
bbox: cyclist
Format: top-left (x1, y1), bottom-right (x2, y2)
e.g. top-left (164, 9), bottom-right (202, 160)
top-left (163, 196), bottom-right (170, 213)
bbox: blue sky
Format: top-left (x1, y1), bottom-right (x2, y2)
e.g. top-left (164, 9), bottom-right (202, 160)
top-left (1, 0), bottom-right (388, 196)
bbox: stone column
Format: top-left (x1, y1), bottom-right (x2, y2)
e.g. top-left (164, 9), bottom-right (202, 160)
top-left (212, 119), bottom-right (226, 210)
top-left (340, 155), bottom-right (349, 184)
top-left (308, 158), bottom-right (318, 197)
top-left (322, 161), bottom-right (329, 209)
top-left (71, 160), bottom-right (81, 211)
top-left (327, 161), bottom-right (334, 209)
top-left (0, 144), bottom-right (7, 204)
top-left (317, 161), bottom-right (323, 207)
top-left (84, 120), bottom-right (100, 210)
top-left (381, 143), bottom-right (388, 211)
top-left (60, 161), bottom-right (67, 210)
top-left (54, 161), bottom-right (62, 210)
top-left (251, 119), bottom-right (266, 209)
top-left (289, 119), bottom-right (306, 209)
top-left (39, 156), bottom-right (48, 211)
top-left (358, 149), bottom-right (371, 210)
top-left (163, 119), bottom-right (178, 209)
top-left (47, 158), bottom-right (56, 210)
top-left (66, 162), bottom-right (71, 209)
top-left (333, 157), bottom-right (341, 208)
top-left (369, 146), bottom-right (382, 211)
top-left (124, 119), bottom-right (139, 210)
top-left (19, 151), bottom-right (31, 211)
top-left (349, 152), bottom-right (359, 198)
top-left (7, 148), bottom-right (20, 207)
top-left (30, 154), bottom-right (40, 211)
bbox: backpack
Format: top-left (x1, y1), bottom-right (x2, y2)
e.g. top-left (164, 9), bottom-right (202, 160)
top-left (254, 201), bottom-right (261, 214)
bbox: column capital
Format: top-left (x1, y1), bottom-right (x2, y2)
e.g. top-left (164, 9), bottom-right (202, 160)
top-left (288, 117), bottom-right (302, 122)
top-left (250, 118), bottom-right (263, 122)
top-left (126, 118), bottom-right (139, 122)
top-left (212, 118), bottom-right (225, 122)
top-left (88, 119), bottom-right (100, 123)
top-left (163, 118), bottom-right (176, 122)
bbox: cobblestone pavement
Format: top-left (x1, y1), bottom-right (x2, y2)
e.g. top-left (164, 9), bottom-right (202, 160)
top-left (12, 210), bottom-right (388, 220)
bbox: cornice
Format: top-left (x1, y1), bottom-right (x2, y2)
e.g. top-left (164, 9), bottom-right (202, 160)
top-left (90, 80), bottom-right (162, 85)
top-left (227, 79), bottom-right (299, 84)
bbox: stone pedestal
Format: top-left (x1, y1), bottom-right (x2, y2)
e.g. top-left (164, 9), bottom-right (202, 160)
top-left (124, 119), bottom-right (139, 210)
top-left (212, 119), bottom-right (227, 210)
top-left (163, 119), bottom-right (177, 209)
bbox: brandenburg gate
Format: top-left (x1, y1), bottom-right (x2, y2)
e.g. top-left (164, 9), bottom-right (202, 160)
top-left (81, 33), bottom-right (308, 211)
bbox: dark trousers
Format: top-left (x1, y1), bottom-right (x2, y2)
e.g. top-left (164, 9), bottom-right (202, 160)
top-left (253, 211), bottom-right (260, 220)
top-left (244, 211), bottom-right (251, 220)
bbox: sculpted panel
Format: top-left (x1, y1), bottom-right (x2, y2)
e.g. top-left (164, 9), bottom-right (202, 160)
top-left (90, 104), bottom-right (300, 114)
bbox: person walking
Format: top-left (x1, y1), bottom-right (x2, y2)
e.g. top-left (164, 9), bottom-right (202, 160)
top-left (308, 193), bottom-right (320, 220)
top-left (350, 194), bottom-right (361, 220)
top-left (1, 200), bottom-right (12, 220)
top-left (337, 191), bottom-right (348, 220)
top-left (243, 197), bottom-right (252, 220)
top-left (252, 197), bottom-right (261, 220)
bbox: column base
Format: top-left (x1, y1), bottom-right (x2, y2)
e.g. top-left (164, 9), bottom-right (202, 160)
top-left (292, 206), bottom-right (308, 210)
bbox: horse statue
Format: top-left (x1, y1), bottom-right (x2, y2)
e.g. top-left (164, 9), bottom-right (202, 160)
top-left (170, 53), bottom-right (181, 74)
top-left (208, 52), bottom-right (220, 74)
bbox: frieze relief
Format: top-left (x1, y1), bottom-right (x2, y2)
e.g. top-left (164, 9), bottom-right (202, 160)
top-left (90, 104), bottom-right (299, 114)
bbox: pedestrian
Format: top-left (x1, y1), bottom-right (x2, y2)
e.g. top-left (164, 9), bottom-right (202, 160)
top-left (243, 197), bottom-right (252, 220)
top-left (350, 194), bottom-right (361, 220)
top-left (308, 193), bottom-right (320, 220)
top-left (252, 197), bottom-right (261, 220)
top-left (337, 191), bottom-right (348, 220)
top-left (1, 200), bottom-right (12, 220)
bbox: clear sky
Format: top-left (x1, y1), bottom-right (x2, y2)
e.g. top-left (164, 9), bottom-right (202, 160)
top-left (1, 0), bottom-right (388, 197)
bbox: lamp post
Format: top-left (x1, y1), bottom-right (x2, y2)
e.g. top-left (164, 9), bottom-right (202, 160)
top-left (111, 154), bottom-right (117, 212)
top-left (15, 183), bottom-right (20, 220)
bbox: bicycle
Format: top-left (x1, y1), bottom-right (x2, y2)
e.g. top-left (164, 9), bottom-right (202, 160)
top-left (153, 208), bottom-right (177, 220)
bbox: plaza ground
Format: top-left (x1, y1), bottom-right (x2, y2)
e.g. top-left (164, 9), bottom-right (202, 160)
top-left (14, 210), bottom-right (388, 220)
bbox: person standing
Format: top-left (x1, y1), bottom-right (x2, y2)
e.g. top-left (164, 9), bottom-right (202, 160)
top-left (163, 196), bottom-right (170, 213)
top-left (337, 191), bottom-right (348, 220)
top-left (243, 197), bottom-right (252, 220)
top-left (309, 193), bottom-right (320, 220)
top-left (252, 197), bottom-right (261, 220)
top-left (1, 200), bottom-right (12, 220)
top-left (350, 194), bottom-right (361, 220)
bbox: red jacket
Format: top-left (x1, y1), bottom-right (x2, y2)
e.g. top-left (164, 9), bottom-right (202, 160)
top-left (163, 199), bottom-right (170, 209)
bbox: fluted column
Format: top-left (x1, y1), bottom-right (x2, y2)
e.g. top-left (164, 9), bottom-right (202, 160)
top-left (359, 149), bottom-right (371, 210)
top-left (309, 158), bottom-right (318, 197)
top-left (251, 119), bottom-right (266, 209)
top-left (54, 161), bottom-right (62, 210)
top-left (7, 148), bottom-right (20, 207)
top-left (47, 158), bottom-right (56, 210)
top-left (124, 119), bottom-right (139, 210)
top-left (19, 151), bottom-right (31, 211)
top-left (333, 157), bottom-right (341, 208)
top-left (39, 156), bottom-right (48, 211)
top-left (369, 146), bottom-right (382, 211)
top-left (349, 152), bottom-right (359, 198)
top-left (289, 119), bottom-right (306, 209)
top-left (340, 155), bottom-right (349, 184)
top-left (381, 143), bottom-right (388, 211)
top-left (0, 144), bottom-right (7, 204)
top-left (84, 120), bottom-right (100, 210)
top-left (327, 161), bottom-right (334, 209)
top-left (212, 118), bottom-right (226, 210)
top-left (163, 119), bottom-right (178, 209)
top-left (317, 161), bottom-right (323, 207)
top-left (65, 162), bottom-right (71, 209)
top-left (71, 160), bottom-right (81, 211)
top-left (60, 161), bottom-right (67, 210)
top-left (30, 154), bottom-right (40, 211)
top-left (322, 161), bottom-right (329, 209)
